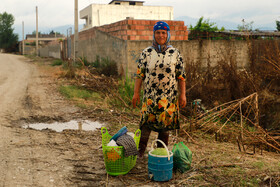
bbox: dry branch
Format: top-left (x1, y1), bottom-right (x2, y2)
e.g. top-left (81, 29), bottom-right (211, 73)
top-left (185, 92), bottom-right (280, 153)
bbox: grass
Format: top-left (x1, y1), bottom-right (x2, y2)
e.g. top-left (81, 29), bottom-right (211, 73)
top-left (59, 85), bottom-right (103, 109)
top-left (77, 55), bottom-right (118, 77)
top-left (51, 59), bottom-right (63, 66)
top-left (253, 161), bottom-right (265, 169)
top-left (240, 177), bottom-right (261, 186)
top-left (76, 103), bottom-right (88, 109)
top-left (59, 85), bottom-right (93, 99)
top-left (115, 72), bottom-right (143, 111)
top-left (118, 74), bottom-right (135, 105)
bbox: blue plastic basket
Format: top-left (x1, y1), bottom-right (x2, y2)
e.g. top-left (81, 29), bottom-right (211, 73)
top-left (148, 139), bottom-right (173, 181)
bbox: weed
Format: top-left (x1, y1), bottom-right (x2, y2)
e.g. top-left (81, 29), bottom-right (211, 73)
top-left (51, 59), bottom-right (63, 66)
top-left (118, 73), bottom-right (135, 104)
top-left (91, 56), bottom-right (118, 76)
top-left (59, 85), bottom-right (104, 109)
top-left (114, 71), bottom-right (143, 110)
top-left (253, 161), bottom-right (265, 169)
top-left (59, 85), bottom-right (93, 99)
top-left (241, 177), bottom-right (261, 187)
top-left (79, 56), bottom-right (91, 66)
top-left (92, 55), bottom-right (101, 68)
top-left (246, 125), bottom-right (256, 132)
top-left (76, 103), bottom-right (88, 109)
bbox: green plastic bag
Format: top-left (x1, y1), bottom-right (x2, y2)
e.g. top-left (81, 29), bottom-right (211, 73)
top-left (172, 142), bottom-right (192, 173)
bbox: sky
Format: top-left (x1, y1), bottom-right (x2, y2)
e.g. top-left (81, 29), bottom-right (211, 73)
top-left (1, 0), bottom-right (279, 40)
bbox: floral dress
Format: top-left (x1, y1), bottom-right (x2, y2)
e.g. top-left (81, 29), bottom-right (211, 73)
top-left (136, 46), bottom-right (186, 132)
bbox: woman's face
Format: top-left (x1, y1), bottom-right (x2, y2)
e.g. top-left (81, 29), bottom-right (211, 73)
top-left (154, 30), bottom-right (167, 45)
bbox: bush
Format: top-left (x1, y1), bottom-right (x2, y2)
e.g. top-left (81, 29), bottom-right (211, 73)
top-left (91, 56), bottom-right (118, 77)
top-left (51, 59), bottom-right (63, 66)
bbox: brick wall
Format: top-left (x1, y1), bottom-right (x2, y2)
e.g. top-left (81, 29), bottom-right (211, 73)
top-left (79, 19), bottom-right (188, 41)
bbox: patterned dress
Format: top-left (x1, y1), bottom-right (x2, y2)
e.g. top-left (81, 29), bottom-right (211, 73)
top-left (136, 46), bottom-right (186, 132)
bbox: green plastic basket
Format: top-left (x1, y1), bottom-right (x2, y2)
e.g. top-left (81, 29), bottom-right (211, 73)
top-left (101, 127), bottom-right (141, 176)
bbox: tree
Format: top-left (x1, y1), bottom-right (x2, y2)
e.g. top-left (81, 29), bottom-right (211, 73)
top-left (32, 30), bottom-right (42, 35)
top-left (0, 12), bottom-right (18, 52)
top-left (189, 17), bottom-right (219, 32)
top-left (49, 30), bottom-right (62, 35)
top-left (276, 20), bottom-right (280, 31)
top-left (189, 17), bottom-right (225, 40)
top-left (237, 19), bottom-right (254, 31)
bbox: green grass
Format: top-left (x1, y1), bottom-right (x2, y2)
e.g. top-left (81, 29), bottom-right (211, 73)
top-left (51, 59), bottom-right (63, 66)
top-left (240, 177), bottom-right (261, 187)
top-left (118, 75), bottom-right (135, 104)
top-left (116, 72), bottom-right (143, 109)
top-left (252, 161), bottom-right (265, 169)
top-left (59, 85), bottom-right (100, 100)
top-left (76, 103), bottom-right (88, 109)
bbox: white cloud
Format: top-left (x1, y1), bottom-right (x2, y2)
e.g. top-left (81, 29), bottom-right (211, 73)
top-left (1, 0), bottom-right (279, 38)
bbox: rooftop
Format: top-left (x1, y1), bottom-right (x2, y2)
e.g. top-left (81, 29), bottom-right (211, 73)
top-left (108, 0), bottom-right (145, 4)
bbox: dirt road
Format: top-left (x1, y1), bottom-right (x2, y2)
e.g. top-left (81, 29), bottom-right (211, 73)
top-left (0, 53), bottom-right (109, 186)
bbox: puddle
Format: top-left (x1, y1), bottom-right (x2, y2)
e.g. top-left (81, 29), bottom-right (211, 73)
top-left (23, 120), bottom-right (103, 132)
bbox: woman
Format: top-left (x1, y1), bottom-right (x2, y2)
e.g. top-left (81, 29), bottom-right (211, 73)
top-left (132, 21), bottom-right (186, 157)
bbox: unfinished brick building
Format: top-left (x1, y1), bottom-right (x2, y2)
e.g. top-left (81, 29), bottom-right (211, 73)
top-left (79, 18), bottom-right (188, 41)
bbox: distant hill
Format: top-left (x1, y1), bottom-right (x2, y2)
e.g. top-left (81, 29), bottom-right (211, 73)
top-left (46, 24), bottom-right (84, 36)
top-left (15, 24), bottom-right (84, 41)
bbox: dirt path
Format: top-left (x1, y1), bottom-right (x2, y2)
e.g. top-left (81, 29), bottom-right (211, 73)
top-left (0, 53), bottom-right (108, 186)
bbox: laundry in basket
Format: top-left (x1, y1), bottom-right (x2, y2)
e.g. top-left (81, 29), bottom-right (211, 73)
top-left (101, 127), bottom-right (141, 176)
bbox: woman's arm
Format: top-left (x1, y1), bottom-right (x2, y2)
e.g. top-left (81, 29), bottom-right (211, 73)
top-left (178, 80), bottom-right (186, 108)
top-left (132, 78), bottom-right (143, 108)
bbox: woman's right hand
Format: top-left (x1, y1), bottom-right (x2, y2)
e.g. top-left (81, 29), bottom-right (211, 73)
top-left (132, 78), bottom-right (143, 108)
top-left (132, 93), bottom-right (140, 108)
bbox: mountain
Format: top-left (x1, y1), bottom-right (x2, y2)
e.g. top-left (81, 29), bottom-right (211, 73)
top-left (15, 24), bottom-right (84, 41)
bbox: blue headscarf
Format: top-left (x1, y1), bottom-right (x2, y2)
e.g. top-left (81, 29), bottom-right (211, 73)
top-left (152, 21), bottom-right (172, 53)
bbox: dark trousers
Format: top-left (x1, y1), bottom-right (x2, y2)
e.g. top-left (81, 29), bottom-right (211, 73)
top-left (138, 125), bottom-right (169, 157)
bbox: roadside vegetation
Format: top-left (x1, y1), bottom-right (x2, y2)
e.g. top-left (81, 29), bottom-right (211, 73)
top-left (0, 12), bottom-right (18, 52)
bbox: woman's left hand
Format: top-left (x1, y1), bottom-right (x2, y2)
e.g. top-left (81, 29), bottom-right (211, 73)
top-left (178, 80), bottom-right (186, 108)
top-left (179, 94), bottom-right (186, 108)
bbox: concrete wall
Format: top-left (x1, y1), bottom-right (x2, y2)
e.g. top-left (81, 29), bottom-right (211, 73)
top-left (125, 40), bottom-right (250, 76)
top-left (18, 42), bottom-right (36, 55)
top-left (171, 40), bottom-right (249, 69)
top-left (34, 23), bottom-right (251, 78)
top-left (80, 4), bottom-right (173, 30)
top-left (75, 29), bottom-right (127, 75)
top-left (34, 28), bottom-right (251, 78)
top-left (39, 44), bottom-right (61, 59)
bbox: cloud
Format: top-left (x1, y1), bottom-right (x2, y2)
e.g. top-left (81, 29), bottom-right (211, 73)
top-left (2, 0), bottom-right (279, 38)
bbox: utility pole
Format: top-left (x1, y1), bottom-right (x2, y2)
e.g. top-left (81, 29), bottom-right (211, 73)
top-left (22, 21), bottom-right (24, 55)
top-left (74, 0), bottom-right (78, 61)
top-left (36, 6), bottom-right (39, 56)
